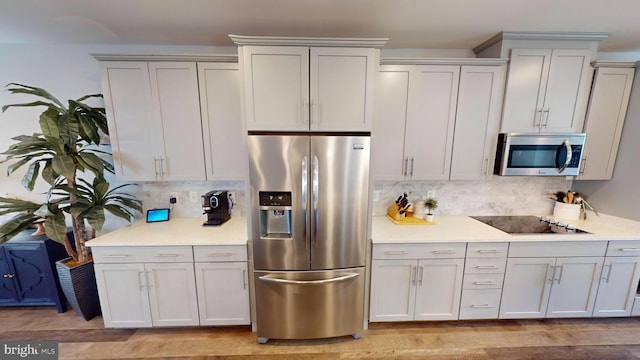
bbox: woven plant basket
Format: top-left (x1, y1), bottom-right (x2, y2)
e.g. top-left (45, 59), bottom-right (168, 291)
top-left (56, 258), bottom-right (101, 321)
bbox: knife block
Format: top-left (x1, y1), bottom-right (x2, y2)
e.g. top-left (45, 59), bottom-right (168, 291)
top-left (387, 204), bottom-right (404, 221)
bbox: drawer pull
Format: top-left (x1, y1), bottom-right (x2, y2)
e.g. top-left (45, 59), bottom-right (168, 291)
top-left (384, 250), bottom-right (408, 256)
top-left (102, 254), bottom-right (130, 258)
top-left (471, 304), bottom-right (494, 309)
top-left (619, 248), bottom-right (640, 252)
top-left (473, 281), bottom-right (496, 285)
top-left (432, 250), bottom-right (455, 255)
top-left (3, 273), bottom-right (15, 279)
top-left (154, 253), bottom-right (181, 257)
top-left (208, 252), bottom-right (233, 257)
top-left (477, 250), bottom-right (500, 253)
top-left (475, 265), bottom-right (499, 270)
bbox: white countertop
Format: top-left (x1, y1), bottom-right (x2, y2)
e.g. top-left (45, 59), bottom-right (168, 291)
top-left (371, 212), bottom-right (640, 244)
top-left (87, 216), bottom-right (248, 247)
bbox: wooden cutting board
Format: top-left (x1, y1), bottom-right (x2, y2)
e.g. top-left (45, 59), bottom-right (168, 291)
top-left (386, 214), bottom-right (436, 225)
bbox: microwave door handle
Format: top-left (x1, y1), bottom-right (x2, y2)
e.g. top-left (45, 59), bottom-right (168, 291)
top-left (557, 139), bottom-right (572, 173)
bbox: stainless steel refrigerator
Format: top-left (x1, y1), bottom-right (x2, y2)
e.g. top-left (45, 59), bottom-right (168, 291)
top-left (248, 134), bottom-right (370, 343)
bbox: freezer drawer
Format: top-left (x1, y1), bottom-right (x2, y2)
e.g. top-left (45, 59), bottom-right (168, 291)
top-left (254, 268), bottom-right (365, 342)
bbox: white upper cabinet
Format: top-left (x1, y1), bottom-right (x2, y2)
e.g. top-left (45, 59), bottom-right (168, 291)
top-left (232, 36), bottom-right (386, 132)
top-left (501, 48), bottom-right (592, 133)
top-left (372, 60), bottom-right (506, 181)
top-left (578, 65), bottom-right (635, 180)
top-left (100, 60), bottom-right (205, 181)
top-left (197, 63), bottom-right (247, 181)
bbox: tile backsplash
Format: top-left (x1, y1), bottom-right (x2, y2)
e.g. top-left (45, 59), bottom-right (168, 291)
top-left (373, 177), bottom-right (572, 217)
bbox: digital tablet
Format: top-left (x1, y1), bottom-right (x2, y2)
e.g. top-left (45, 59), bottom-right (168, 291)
top-left (146, 208), bottom-right (170, 223)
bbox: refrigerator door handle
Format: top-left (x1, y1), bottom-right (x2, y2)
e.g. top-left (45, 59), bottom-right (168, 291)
top-left (302, 155), bottom-right (308, 249)
top-left (312, 155), bottom-right (319, 249)
top-left (258, 273), bottom-right (359, 285)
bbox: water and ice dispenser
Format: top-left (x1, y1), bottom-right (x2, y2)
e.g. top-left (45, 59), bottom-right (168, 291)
top-left (259, 191), bottom-right (292, 239)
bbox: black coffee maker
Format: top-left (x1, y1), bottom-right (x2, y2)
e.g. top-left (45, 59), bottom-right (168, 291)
top-left (202, 190), bottom-right (232, 226)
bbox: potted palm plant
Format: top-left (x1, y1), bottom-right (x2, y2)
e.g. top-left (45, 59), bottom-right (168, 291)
top-left (0, 83), bottom-right (142, 320)
top-left (424, 197), bottom-right (438, 223)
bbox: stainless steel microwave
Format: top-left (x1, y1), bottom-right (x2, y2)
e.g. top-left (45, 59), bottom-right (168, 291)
top-left (494, 133), bottom-right (586, 176)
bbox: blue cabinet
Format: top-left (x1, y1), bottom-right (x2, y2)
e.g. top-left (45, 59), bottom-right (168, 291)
top-left (0, 230), bottom-right (68, 312)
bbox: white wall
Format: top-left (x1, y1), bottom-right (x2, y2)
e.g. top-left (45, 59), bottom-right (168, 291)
top-left (0, 43), bottom-right (243, 233)
top-left (573, 69), bottom-right (640, 221)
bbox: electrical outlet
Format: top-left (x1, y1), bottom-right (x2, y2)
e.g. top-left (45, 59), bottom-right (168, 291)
top-left (427, 190), bottom-right (436, 198)
top-left (189, 191), bottom-right (198, 203)
top-left (169, 192), bottom-right (178, 203)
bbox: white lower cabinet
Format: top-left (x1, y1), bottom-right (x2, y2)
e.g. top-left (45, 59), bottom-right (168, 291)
top-left (499, 242), bottom-right (607, 319)
top-left (592, 241), bottom-right (640, 317)
top-left (459, 243), bottom-right (508, 320)
top-left (369, 243), bottom-right (465, 321)
top-left (194, 246), bottom-right (250, 325)
top-left (95, 261), bottom-right (199, 327)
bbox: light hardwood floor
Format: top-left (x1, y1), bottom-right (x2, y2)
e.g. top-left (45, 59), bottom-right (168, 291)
top-left (3, 307), bottom-right (640, 359)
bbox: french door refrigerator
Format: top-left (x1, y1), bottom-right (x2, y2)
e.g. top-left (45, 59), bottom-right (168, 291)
top-left (248, 133), bottom-right (370, 343)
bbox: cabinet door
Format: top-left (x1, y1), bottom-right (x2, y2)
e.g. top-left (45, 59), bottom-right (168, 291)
top-left (99, 61), bottom-right (156, 180)
top-left (371, 65), bottom-right (410, 181)
top-left (369, 259), bottom-right (417, 322)
top-left (414, 258), bottom-right (464, 320)
top-left (450, 65), bottom-right (504, 180)
top-left (593, 257), bottom-right (640, 317)
top-left (148, 62), bottom-right (206, 181)
top-left (145, 262), bottom-right (200, 326)
top-left (197, 62), bottom-right (246, 181)
top-left (501, 49), bottom-right (551, 133)
top-left (194, 262), bottom-right (250, 325)
top-left (242, 46), bottom-right (309, 131)
top-left (542, 49), bottom-right (592, 132)
top-left (94, 263), bottom-right (152, 328)
top-left (310, 47), bottom-right (375, 131)
top-left (546, 257), bottom-right (603, 318)
top-left (0, 248), bottom-right (18, 302)
top-left (578, 67), bottom-right (635, 180)
top-left (500, 257), bottom-right (555, 319)
top-left (405, 65), bottom-right (460, 180)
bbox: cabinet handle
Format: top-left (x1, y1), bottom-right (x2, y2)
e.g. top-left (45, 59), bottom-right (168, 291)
top-left (411, 266), bottom-right (417, 286)
top-left (535, 109), bottom-right (543, 128)
top-left (604, 263), bottom-right (613, 283)
top-left (384, 250), bottom-right (408, 256)
top-left (159, 157), bottom-right (166, 177)
top-left (475, 265), bottom-right (499, 270)
top-left (483, 157), bottom-right (490, 176)
top-left (547, 264), bottom-right (556, 282)
top-left (154, 253), bottom-right (181, 257)
top-left (243, 269), bottom-right (247, 289)
top-left (601, 264), bottom-right (611, 282)
top-left (409, 156), bottom-right (415, 177)
top-left (473, 281), bottom-right (496, 285)
top-left (3, 273), bottom-right (15, 279)
top-left (555, 264), bottom-right (564, 284)
top-left (403, 157), bottom-right (408, 176)
top-left (579, 158), bottom-right (587, 175)
top-left (619, 248), bottom-right (640, 252)
top-left (471, 304), bottom-right (494, 309)
top-left (153, 157), bottom-right (160, 177)
top-left (418, 266), bottom-right (424, 286)
top-left (208, 252), bottom-right (233, 257)
top-left (103, 254), bottom-right (130, 258)
top-left (432, 250), bottom-right (455, 255)
top-left (477, 250), bottom-right (500, 254)
top-left (541, 108), bottom-right (550, 128)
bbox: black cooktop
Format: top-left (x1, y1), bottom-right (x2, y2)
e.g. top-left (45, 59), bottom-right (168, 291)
top-left (471, 215), bottom-right (589, 234)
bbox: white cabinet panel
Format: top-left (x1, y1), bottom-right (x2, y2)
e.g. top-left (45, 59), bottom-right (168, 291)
top-left (146, 262), bottom-right (200, 326)
top-left (545, 257), bottom-right (603, 318)
top-left (500, 257), bottom-right (555, 319)
top-left (593, 257), bottom-right (640, 317)
top-left (94, 263), bottom-right (152, 328)
top-left (414, 259), bottom-right (464, 320)
top-left (369, 259), bottom-right (416, 322)
top-left (578, 66), bottom-right (635, 180)
top-left (501, 48), bottom-right (592, 133)
top-left (459, 289), bottom-right (502, 320)
top-left (198, 63), bottom-right (246, 180)
top-left (194, 262), bottom-right (250, 325)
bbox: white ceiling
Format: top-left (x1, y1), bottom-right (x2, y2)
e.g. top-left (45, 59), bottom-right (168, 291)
top-left (2, 0), bottom-right (640, 54)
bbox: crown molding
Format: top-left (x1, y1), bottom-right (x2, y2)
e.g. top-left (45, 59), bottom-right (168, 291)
top-left (381, 57), bottom-right (508, 66)
top-left (474, 31), bottom-right (609, 55)
top-left (229, 34), bottom-right (388, 48)
top-left (91, 53), bottom-right (238, 62)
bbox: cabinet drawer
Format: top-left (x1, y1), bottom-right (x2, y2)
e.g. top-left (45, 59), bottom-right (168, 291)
top-left (606, 241), bottom-right (640, 257)
top-left (193, 245), bottom-right (247, 262)
top-left (372, 243), bottom-right (466, 260)
top-left (508, 241), bottom-right (607, 258)
top-left (466, 243), bottom-right (508, 258)
top-left (459, 289), bottom-right (502, 320)
top-left (92, 246), bottom-right (194, 263)
top-left (465, 258), bottom-right (507, 274)
top-left (463, 273), bottom-right (504, 290)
